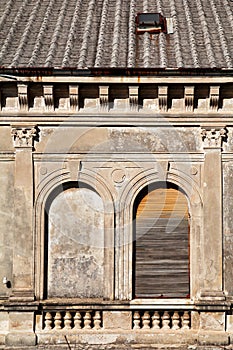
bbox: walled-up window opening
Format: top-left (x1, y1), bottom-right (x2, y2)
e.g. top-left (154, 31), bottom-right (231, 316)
top-left (133, 182), bottom-right (190, 298)
top-left (44, 182), bottom-right (105, 299)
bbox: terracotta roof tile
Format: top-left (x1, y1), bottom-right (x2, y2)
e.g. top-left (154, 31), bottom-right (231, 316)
top-left (0, 0), bottom-right (233, 68)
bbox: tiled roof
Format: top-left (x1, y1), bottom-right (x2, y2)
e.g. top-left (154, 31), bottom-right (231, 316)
top-left (0, 0), bottom-right (233, 69)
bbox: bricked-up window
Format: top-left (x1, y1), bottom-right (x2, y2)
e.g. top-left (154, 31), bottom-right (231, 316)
top-left (133, 182), bottom-right (190, 298)
top-left (45, 182), bottom-right (105, 299)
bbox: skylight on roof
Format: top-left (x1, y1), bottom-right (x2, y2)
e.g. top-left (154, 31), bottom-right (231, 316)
top-left (136, 13), bottom-right (173, 34)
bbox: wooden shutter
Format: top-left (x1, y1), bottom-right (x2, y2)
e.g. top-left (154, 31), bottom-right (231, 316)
top-left (134, 185), bottom-right (190, 298)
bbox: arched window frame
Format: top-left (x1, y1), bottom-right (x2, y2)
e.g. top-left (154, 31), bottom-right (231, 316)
top-left (34, 168), bottom-right (115, 301)
top-left (117, 168), bottom-right (203, 301)
top-left (132, 181), bottom-right (190, 299)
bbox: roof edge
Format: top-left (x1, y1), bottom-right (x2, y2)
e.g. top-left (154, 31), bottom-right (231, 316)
top-left (1, 67), bottom-right (233, 78)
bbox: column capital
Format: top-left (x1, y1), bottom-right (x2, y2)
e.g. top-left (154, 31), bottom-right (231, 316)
top-left (200, 126), bottom-right (226, 149)
top-left (11, 125), bottom-right (39, 149)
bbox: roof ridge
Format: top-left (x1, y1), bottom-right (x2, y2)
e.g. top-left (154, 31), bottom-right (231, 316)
top-left (127, 0), bottom-right (137, 67)
top-left (222, 0), bottom-right (233, 32)
top-left (182, 0), bottom-right (199, 68)
top-left (0, 0), bottom-right (30, 64)
top-left (170, 0), bottom-right (183, 68)
top-left (0, 0), bottom-right (15, 31)
top-left (11, 0), bottom-right (42, 67)
top-left (95, 0), bottom-right (110, 67)
top-left (157, 0), bottom-right (168, 68)
top-left (77, 0), bottom-right (97, 68)
top-left (111, 0), bottom-right (123, 67)
top-left (142, 0), bottom-right (150, 68)
top-left (208, 0), bottom-right (232, 68)
top-left (194, 0), bottom-right (216, 68)
top-left (62, 0), bottom-right (82, 67)
top-left (28, 0), bottom-right (56, 67)
top-left (45, 0), bottom-right (69, 67)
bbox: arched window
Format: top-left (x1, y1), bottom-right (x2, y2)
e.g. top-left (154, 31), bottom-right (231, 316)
top-left (133, 182), bottom-right (190, 298)
top-left (44, 182), bottom-right (105, 299)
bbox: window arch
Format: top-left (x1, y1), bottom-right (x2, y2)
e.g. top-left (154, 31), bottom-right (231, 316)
top-left (44, 182), bottom-right (105, 299)
top-left (133, 182), bottom-right (190, 298)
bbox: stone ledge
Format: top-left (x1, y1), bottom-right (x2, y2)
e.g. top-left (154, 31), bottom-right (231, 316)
top-left (5, 332), bottom-right (37, 347)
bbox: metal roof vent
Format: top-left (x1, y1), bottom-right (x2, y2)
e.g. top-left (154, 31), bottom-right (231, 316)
top-left (136, 13), bottom-right (173, 34)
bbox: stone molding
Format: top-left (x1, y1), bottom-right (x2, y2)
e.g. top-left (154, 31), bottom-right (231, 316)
top-left (184, 86), bottom-right (194, 112)
top-left (129, 86), bottom-right (139, 111)
top-left (17, 84), bottom-right (28, 111)
top-left (99, 85), bottom-right (109, 111)
top-left (200, 127), bottom-right (226, 148)
top-left (69, 85), bottom-right (79, 111)
top-left (158, 86), bottom-right (168, 112)
top-left (11, 125), bottom-right (38, 148)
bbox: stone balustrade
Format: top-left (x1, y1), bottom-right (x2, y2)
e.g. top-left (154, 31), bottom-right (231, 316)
top-left (41, 309), bottom-right (191, 332)
top-left (133, 310), bottom-right (191, 330)
top-left (43, 310), bottom-right (102, 331)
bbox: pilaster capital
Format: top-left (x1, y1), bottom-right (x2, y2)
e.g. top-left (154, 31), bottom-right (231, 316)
top-left (11, 125), bottom-right (39, 149)
top-left (200, 126), bottom-right (227, 149)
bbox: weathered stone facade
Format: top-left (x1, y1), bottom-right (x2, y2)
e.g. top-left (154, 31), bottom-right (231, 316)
top-left (0, 72), bottom-right (233, 349)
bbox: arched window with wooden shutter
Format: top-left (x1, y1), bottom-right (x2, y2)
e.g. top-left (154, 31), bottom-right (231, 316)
top-left (133, 182), bottom-right (190, 298)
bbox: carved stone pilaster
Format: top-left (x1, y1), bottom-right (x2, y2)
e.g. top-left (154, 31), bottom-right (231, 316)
top-left (11, 124), bottom-right (39, 301)
top-left (200, 124), bottom-right (226, 302)
top-left (158, 86), bottom-right (168, 112)
top-left (129, 86), bottom-right (139, 111)
top-left (209, 86), bottom-right (220, 111)
top-left (99, 85), bottom-right (109, 111)
top-left (69, 85), bottom-right (79, 111)
top-left (200, 127), bottom-right (226, 148)
top-left (43, 85), bottom-right (54, 111)
top-left (184, 86), bottom-right (194, 112)
top-left (17, 84), bottom-right (28, 111)
top-left (11, 125), bottom-right (38, 148)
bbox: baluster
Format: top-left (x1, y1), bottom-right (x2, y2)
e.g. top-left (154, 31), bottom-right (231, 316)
top-left (162, 311), bottom-right (170, 330)
top-left (54, 312), bottom-right (62, 330)
top-left (181, 311), bottom-right (190, 330)
top-left (142, 311), bottom-right (151, 329)
top-left (64, 311), bottom-right (72, 330)
top-left (172, 311), bottom-right (180, 330)
top-left (84, 311), bottom-right (92, 329)
top-left (74, 312), bottom-right (82, 330)
top-left (93, 311), bottom-right (102, 330)
top-left (44, 312), bottom-right (53, 331)
top-left (152, 311), bottom-right (160, 329)
top-left (133, 311), bottom-right (141, 330)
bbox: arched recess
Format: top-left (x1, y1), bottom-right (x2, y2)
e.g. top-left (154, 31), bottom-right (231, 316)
top-left (133, 182), bottom-right (190, 298)
top-left (116, 167), bottom-right (202, 300)
top-left (34, 169), bottom-right (114, 300)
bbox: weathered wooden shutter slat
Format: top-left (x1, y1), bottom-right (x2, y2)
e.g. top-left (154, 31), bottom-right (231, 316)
top-left (134, 186), bottom-right (190, 298)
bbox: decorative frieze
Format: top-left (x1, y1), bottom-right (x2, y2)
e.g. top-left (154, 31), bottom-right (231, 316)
top-left (0, 82), bottom-right (233, 114)
top-left (11, 125), bottom-right (38, 148)
top-left (99, 85), bottom-right (109, 111)
top-left (69, 85), bottom-right (79, 111)
top-left (43, 85), bottom-right (54, 111)
top-left (129, 86), bottom-right (139, 111)
top-left (200, 127), bottom-right (226, 148)
top-left (17, 84), bottom-right (28, 111)
top-left (184, 86), bottom-right (194, 112)
top-left (158, 86), bottom-right (168, 112)
top-left (209, 86), bottom-right (220, 111)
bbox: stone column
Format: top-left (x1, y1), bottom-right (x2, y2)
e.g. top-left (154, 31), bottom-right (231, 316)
top-left (200, 126), bottom-right (226, 300)
top-left (10, 125), bottom-right (38, 301)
